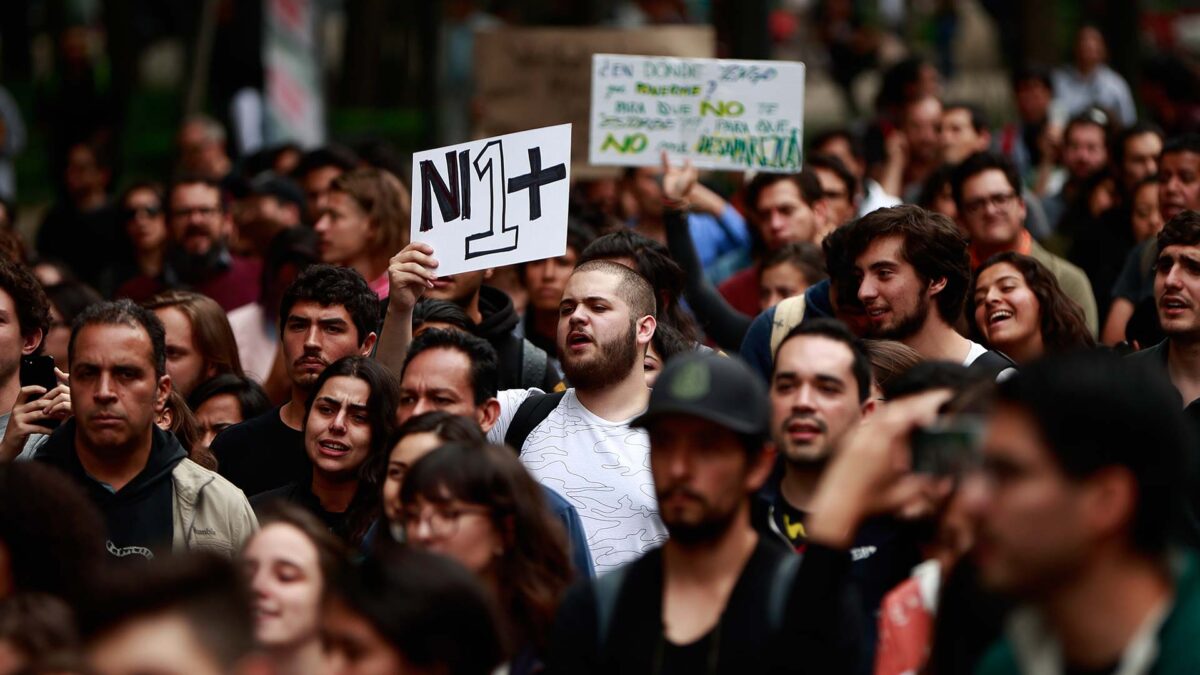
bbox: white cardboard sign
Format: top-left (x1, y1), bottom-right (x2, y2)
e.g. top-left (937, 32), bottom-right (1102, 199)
top-left (410, 124), bottom-right (572, 276)
top-left (589, 54), bottom-right (805, 173)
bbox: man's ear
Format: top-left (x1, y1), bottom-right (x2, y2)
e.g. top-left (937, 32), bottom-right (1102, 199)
top-left (927, 276), bottom-right (948, 299)
top-left (1083, 466), bottom-right (1139, 541)
top-left (359, 332), bottom-right (379, 357)
top-left (21, 329), bottom-right (43, 357)
top-left (156, 374), bottom-right (172, 412)
top-left (477, 398), bottom-right (501, 434)
top-left (861, 397), bottom-right (877, 419)
top-left (636, 315), bottom-right (656, 348)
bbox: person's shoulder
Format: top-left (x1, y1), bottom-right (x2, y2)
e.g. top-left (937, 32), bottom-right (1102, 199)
top-left (1126, 339), bottom-right (1169, 363)
top-left (250, 482), bottom-right (300, 508)
top-left (973, 639), bottom-right (1020, 675)
top-left (718, 265), bottom-right (758, 292)
top-left (173, 458), bottom-right (249, 502)
top-left (209, 407), bottom-right (288, 452)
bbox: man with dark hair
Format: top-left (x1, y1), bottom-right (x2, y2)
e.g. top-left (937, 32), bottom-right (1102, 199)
top-left (19, 300), bottom-right (255, 558)
top-left (0, 259), bottom-right (55, 461)
top-left (395, 327), bottom-right (594, 576)
top-left (941, 101), bottom-right (992, 165)
top-left (36, 137), bottom-right (121, 287)
top-left (846, 205), bottom-right (1015, 371)
top-left (881, 95), bottom-right (944, 203)
top-left (969, 352), bottom-right (1200, 673)
top-left (718, 170), bottom-right (829, 317)
top-left (1115, 124), bottom-right (1165, 195)
top-left (188, 374), bottom-right (271, 453)
top-left (757, 319), bottom-right (918, 664)
top-left (1129, 211), bottom-right (1200, 427)
top-left (951, 152), bottom-right (1098, 334)
top-left (1000, 65), bottom-right (1059, 182)
top-left (812, 128), bottom-right (901, 217)
top-left (398, 328), bottom-right (501, 431)
top-left (83, 553), bottom-right (261, 675)
top-left (1042, 112), bottom-right (1111, 231)
top-left (211, 265), bottom-right (379, 496)
top-left (549, 352), bottom-right (859, 673)
top-left (118, 175), bottom-right (262, 312)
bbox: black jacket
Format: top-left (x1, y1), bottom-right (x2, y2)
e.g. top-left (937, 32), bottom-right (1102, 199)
top-left (477, 286), bottom-right (560, 391)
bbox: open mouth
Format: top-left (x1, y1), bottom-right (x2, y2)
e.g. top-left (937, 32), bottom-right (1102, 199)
top-left (567, 331), bottom-right (593, 349)
top-left (786, 419), bottom-right (823, 442)
top-left (318, 440), bottom-right (351, 457)
top-left (1162, 297), bottom-right (1190, 314)
top-left (988, 309), bottom-right (1014, 325)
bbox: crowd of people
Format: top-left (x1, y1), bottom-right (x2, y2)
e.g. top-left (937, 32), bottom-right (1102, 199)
top-left (2, 20), bottom-right (1200, 675)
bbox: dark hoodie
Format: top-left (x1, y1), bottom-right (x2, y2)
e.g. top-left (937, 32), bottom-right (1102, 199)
top-left (476, 285), bottom-right (560, 391)
top-left (36, 420), bottom-right (186, 560)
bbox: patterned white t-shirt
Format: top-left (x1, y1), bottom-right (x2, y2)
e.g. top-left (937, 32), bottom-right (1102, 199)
top-left (488, 388), bottom-right (667, 572)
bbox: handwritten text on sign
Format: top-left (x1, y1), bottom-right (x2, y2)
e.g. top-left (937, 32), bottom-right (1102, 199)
top-left (589, 55), bottom-right (805, 173)
top-left (410, 124), bottom-right (572, 277)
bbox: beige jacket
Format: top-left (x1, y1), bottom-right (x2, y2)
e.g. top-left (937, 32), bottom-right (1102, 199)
top-left (170, 458), bottom-right (258, 555)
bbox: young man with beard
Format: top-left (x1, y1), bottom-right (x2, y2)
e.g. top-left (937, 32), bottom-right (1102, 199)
top-left (547, 352), bottom-right (859, 674)
top-left (209, 265), bottom-right (379, 496)
top-left (117, 176), bottom-right (262, 312)
top-left (1129, 211), bottom-right (1200, 438)
top-left (756, 319), bottom-right (920, 667)
top-left (846, 204), bottom-right (1013, 372)
top-left (381, 251), bottom-right (664, 570)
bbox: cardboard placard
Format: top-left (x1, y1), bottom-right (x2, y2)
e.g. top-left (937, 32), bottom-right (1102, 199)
top-left (410, 124), bottom-right (572, 276)
top-left (589, 54), bottom-right (805, 173)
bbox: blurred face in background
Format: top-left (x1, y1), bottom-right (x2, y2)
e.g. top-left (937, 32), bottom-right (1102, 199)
top-left (243, 523), bottom-right (325, 650)
top-left (123, 188), bottom-right (167, 254)
top-left (1131, 181), bottom-right (1163, 242)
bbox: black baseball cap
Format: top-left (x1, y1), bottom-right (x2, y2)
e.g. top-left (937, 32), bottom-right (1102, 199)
top-left (632, 352), bottom-right (769, 437)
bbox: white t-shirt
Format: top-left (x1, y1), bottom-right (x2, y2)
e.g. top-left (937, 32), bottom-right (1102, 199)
top-left (228, 303), bottom-right (277, 383)
top-left (488, 388), bottom-right (667, 572)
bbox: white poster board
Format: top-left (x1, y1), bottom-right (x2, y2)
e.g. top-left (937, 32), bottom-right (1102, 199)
top-left (589, 55), bottom-right (805, 173)
top-left (410, 124), bottom-right (572, 277)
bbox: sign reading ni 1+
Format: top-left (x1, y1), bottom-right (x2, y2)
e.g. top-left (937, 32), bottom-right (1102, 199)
top-left (410, 124), bottom-right (572, 277)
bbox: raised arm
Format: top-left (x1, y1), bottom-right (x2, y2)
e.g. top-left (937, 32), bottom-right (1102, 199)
top-left (374, 242), bottom-right (439, 376)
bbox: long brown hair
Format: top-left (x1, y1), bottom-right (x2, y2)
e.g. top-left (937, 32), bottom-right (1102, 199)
top-left (968, 252), bottom-right (1095, 355)
top-left (144, 289), bottom-right (244, 379)
top-left (399, 442), bottom-right (572, 656)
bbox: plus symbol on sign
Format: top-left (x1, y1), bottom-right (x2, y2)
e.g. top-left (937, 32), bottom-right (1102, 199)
top-left (506, 147), bottom-right (566, 220)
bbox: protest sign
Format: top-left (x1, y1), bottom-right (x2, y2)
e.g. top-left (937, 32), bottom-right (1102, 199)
top-left (410, 124), bottom-right (572, 277)
top-left (474, 26), bottom-right (714, 175)
top-left (589, 54), bottom-right (805, 173)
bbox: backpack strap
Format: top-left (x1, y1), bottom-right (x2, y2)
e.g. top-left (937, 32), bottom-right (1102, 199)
top-left (520, 338), bottom-right (549, 389)
top-left (769, 294), bottom-right (808, 359)
top-left (503, 391), bottom-right (567, 454)
top-left (767, 553), bottom-right (803, 633)
top-left (968, 349), bottom-right (1017, 380)
top-left (593, 563), bottom-right (633, 658)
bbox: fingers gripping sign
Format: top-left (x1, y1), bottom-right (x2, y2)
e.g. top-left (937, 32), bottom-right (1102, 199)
top-left (388, 242), bottom-right (441, 313)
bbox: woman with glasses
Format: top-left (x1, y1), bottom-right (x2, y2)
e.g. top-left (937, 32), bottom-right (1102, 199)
top-left (106, 182), bottom-right (168, 298)
top-left (252, 356), bottom-right (400, 547)
top-left (398, 442), bottom-right (574, 675)
top-left (968, 252), bottom-right (1095, 364)
top-left (242, 502), bottom-right (344, 675)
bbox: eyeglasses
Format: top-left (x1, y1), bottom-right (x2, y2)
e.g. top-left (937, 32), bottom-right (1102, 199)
top-left (122, 205), bottom-right (162, 220)
top-left (170, 205), bottom-right (221, 220)
top-left (962, 191), bottom-right (1018, 216)
top-left (400, 504), bottom-right (491, 539)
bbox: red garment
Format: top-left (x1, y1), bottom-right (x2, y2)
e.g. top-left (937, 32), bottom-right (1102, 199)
top-left (116, 256), bottom-right (263, 312)
top-left (969, 229), bottom-right (1032, 270)
top-left (717, 265), bottom-right (761, 318)
top-left (874, 576), bottom-right (934, 675)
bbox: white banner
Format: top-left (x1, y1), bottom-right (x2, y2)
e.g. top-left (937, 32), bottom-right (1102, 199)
top-left (589, 54), bottom-right (805, 173)
top-left (410, 124), bottom-right (572, 277)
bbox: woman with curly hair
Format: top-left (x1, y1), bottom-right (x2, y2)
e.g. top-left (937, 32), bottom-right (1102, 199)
top-left (969, 252), bottom-right (1096, 363)
top-left (399, 442), bottom-right (574, 675)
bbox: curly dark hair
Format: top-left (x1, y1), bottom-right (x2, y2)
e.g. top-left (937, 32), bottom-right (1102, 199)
top-left (303, 356), bottom-right (401, 546)
top-left (279, 264), bottom-right (381, 346)
top-left (400, 442), bottom-right (572, 657)
top-left (0, 258), bottom-right (51, 347)
top-left (1156, 209), bottom-right (1200, 255)
top-left (967, 252), bottom-right (1095, 355)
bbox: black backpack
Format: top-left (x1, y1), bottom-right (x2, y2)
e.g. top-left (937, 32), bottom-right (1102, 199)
top-left (503, 391), bottom-right (567, 453)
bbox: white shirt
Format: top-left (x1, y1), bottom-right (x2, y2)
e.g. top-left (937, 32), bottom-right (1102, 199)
top-left (227, 303), bottom-right (277, 383)
top-left (488, 388), bottom-right (668, 572)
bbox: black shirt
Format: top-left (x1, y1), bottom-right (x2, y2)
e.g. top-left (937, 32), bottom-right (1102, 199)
top-left (545, 538), bottom-right (860, 674)
top-left (211, 405), bottom-right (307, 497)
top-left (251, 477), bottom-right (353, 542)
